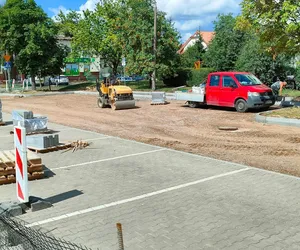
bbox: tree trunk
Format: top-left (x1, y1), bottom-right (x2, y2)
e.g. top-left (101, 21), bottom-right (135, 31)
top-left (149, 73), bottom-right (152, 88)
top-left (31, 76), bottom-right (36, 90)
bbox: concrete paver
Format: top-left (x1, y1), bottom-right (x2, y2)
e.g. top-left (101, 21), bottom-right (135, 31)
top-left (0, 111), bottom-right (300, 249)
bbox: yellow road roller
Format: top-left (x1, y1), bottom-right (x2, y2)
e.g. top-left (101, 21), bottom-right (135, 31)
top-left (96, 76), bottom-right (135, 110)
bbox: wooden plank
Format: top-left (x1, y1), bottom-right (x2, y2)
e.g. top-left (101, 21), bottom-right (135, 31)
top-left (28, 165), bottom-right (43, 173)
top-left (4, 150), bottom-right (15, 163)
top-left (28, 172), bottom-right (44, 181)
top-left (27, 150), bottom-right (42, 165)
top-left (0, 152), bottom-right (14, 168)
top-left (28, 143), bottom-right (72, 154)
top-left (0, 168), bottom-right (15, 176)
top-left (0, 152), bottom-right (11, 164)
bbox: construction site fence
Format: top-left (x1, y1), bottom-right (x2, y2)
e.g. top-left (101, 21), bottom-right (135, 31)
top-left (0, 212), bottom-right (92, 250)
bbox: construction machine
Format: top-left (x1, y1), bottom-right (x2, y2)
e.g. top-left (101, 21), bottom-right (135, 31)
top-left (96, 75), bottom-right (135, 110)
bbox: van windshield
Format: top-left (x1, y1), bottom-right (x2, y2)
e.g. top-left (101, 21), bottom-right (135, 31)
top-left (235, 74), bottom-right (262, 86)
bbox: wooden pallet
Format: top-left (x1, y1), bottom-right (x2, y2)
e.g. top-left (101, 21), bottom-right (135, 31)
top-left (10, 129), bottom-right (56, 136)
top-left (0, 150), bottom-right (44, 185)
top-left (27, 143), bottom-right (72, 154)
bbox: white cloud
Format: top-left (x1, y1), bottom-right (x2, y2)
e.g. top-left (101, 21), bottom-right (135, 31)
top-left (79, 0), bottom-right (99, 11)
top-left (50, 0), bottom-right (241, 42)
top-left (49, 5), bottom-right (70, 16)
top-left (157, 0), bottom-right (241, 41)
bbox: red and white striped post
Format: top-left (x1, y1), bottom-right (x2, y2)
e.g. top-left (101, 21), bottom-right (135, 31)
top-left (14, 126), bottom-right (29, 203)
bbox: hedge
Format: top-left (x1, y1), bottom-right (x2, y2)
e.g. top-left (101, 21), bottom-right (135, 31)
top-left (162, 68), bottom-right (215, 87)
top-left (187, 68), bottom-right (215, 86)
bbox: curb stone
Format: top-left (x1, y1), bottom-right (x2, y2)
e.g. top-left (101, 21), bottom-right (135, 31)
top-left (256, 111), bottom-right (300, 128)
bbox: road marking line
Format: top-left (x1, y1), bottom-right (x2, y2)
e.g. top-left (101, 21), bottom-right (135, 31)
top-left (85, 136), bottom-right (111, 142)
top-left (27, 167), bottom-right (249, 227)
top-left (48, 148), bottom-right (166, 171)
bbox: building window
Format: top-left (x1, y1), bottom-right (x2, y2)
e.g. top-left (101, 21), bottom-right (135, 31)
top-left (65, 64), bottom-right (79, 76)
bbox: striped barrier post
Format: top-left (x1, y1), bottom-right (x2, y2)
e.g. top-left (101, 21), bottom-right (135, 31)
top-left (14, 126), bottom-right (29, 203)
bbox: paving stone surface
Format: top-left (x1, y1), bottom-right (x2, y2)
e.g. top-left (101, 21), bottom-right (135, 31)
top-left (0, 112), bottom-right (300, 249)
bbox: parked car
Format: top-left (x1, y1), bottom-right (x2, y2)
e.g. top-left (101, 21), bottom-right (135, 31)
top-left (50, 75), bottom-right (69, 85)
top-left (175, 72), bottom-right (276, 112)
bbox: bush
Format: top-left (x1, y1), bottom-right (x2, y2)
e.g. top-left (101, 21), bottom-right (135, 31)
top-left (296, 66), bottom-right (300, 82)
top-left (163, 68), bottom-right (192, 87)
top-left (187, 68), bottom-right (215, 86)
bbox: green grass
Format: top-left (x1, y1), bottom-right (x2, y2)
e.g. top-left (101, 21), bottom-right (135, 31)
top-left (264, 107), bottom-right (300, 119)
top-left (282, 89), bottom-right (300, 97)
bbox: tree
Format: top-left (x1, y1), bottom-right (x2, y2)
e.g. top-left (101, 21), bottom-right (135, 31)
top-left (181, 33), bottom-right (206, 68)
top-left (235, 34), bottom-right (295, 85)
top-left (120, 0), bottom-right (181, 81)
top-left (0, 0), bottom-right (68, 90)
top-left (204, 14), bottom-right (247, 71)
top-left (236, 0), bottom-right (300, 55)
top-left (57, 0), bottom-right (181, 84)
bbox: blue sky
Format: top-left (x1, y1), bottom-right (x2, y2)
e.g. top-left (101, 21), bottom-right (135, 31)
top-left (28, 0), bottom-right (242, 42)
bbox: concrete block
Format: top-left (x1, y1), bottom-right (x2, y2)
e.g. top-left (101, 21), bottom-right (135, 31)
top-left (26, 134), bottom-right (60, 149)
top-left (53, 134), bottom-right (59, 145)
top-left (151, 92), bottom-right (166, 104)
top-left (29, 196), bottom-right (52, 212)
top-left (26, 135), bottom-right (49, 149)
top-left (12, 110), bottom-right (33, 119)
top-left (0, 201), bottom-right (23, 217)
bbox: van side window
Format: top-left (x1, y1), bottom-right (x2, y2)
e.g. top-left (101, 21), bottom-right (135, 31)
top-left (209, 75), bottom-right (220, 87)
top-left (222, 76), bottom-right (237, 88)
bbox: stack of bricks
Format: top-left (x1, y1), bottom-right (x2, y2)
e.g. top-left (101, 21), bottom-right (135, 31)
top-left (0, 150), bottom-right (44, 185)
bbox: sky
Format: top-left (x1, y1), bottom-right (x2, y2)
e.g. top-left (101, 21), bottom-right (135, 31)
top-left (4, 0), bottom-right (242, 42)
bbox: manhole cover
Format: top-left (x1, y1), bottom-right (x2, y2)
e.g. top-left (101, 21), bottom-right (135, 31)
top-left (218, 126), bottom-right (238, 131)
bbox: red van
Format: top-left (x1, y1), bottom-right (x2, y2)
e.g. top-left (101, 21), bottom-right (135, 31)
top-left (175, 72), bottom-right (275, 112)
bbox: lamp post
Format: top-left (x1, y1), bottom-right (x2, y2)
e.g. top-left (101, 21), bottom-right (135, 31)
top-left (152, 0), bottom-right (157, 91)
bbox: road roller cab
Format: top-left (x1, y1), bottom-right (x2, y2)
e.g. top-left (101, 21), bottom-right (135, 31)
top-left (96, 76), bottom-right (135, 110)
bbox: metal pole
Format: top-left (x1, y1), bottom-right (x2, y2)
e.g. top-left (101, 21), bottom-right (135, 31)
top-left (152, 0), bottom-right (157, 91)
top-left (7, 67), bottom-right (11, 92)
top-left (116, 223), bottom-right (125, 250)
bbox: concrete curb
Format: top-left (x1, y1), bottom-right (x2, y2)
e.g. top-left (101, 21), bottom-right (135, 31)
top-left (0, 91), bottom-right (177, 100)
top-left (256, 111), bottom-right (300, 128)
top-left (0, 91), bottom-right (75, 97)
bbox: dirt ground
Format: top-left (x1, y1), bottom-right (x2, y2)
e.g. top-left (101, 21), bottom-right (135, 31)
top-left (1, 94), bottom-right (300, 177)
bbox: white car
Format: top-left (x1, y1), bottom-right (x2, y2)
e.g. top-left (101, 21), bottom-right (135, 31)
top-left (50, 75), bottom-right (69, 85)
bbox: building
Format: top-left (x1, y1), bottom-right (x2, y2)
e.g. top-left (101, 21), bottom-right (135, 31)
top-left (57, 35), bottom-right (101, 81)
top-left (178, 31), bottom-right (215, 55)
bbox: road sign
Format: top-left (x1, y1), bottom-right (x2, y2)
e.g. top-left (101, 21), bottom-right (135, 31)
top-left (14, 126), bottom-right (29, 203)
top-left (3, 55), bottom-right (11, 62)
top-left (122, 57), bottom-right (126, 67)
top-left (4, 62), bottom-right (11, 68)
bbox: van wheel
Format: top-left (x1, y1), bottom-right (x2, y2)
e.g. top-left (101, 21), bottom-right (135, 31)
top-left (235, 99), bottom-right (248, 112)
top-left (188, 101), bottom-right (199, 108)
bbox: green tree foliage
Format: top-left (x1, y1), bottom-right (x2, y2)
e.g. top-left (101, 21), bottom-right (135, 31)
top-left (57, 0), bottom-right (180, 80)
top-left (120, 0), bottom-right (181, 79)
top-left (0, 0), bottom-right (68, 90)
top-left (236, 0), bottom-right (300, 55)
top-left (204, 14), bottom-right (247, 71)
top-left (181, 34), bottom-right (206, 68)
top-left (235, 35), bottom-right (294, 84)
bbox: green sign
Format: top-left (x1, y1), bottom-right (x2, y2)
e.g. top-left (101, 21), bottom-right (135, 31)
top-left (64, 57), bottom-right (96, 63)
